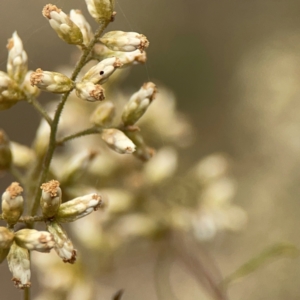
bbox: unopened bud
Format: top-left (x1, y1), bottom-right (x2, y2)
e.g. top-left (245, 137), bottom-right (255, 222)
top-left (0, 71), bottom-right (23, 110)
top-left (47, 222), bottom-right (77, 263)
top-left (122, 82), bottom-right (157, 126)
top-left (75, 81), bottom-right (105, 102)
top-left (6, 32), bottom-right (28, 83)
top-left (0, 130), bottom-right (12, 171)
top-left (118, 49), bottom-right (147, 66)
top-left (2, 182), bottom-right (24, 225)
top-left (42, 4), bottom-right (83, 45)
top-left (21, 71), bottom-right (40, 97)
top-left (101, 129), bottom-right (136, 154)
top-left (82, 57), bottom-right (122, 84)
top-left (30, 68), bottom-right (74, 93)
top-left (7, 242), bottom-right (31, 289)
top-left (90, 101), bottom-right (115, 126)
top-left (40, 180), bottom-right (62, 218)
top-left (70, 9), bottom-right (93, 47)
top-left (85, 0), bottom-right (115, 23)
top-left (0, 227), bottom-right (14, 263)
top-left (55, 193), bottom-right (102, 223)
top-left (100, 31), bottom-right (149, 52)
top-left (14, 229), bottom-right (54, 253)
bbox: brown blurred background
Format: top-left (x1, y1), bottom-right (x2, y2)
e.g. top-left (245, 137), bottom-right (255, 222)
top-left (2, 0), bottom-right (300, 299)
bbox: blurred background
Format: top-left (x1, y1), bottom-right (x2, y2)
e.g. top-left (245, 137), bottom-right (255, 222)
top-left (1, 0), bottom-right (300, 299)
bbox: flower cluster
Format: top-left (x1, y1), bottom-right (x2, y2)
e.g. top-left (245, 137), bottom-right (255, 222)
top-left (0, 181), bottom-right (101, 289)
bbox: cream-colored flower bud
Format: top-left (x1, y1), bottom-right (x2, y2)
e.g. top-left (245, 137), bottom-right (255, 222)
top-left (122, 82), bottom-right (157, 126)
top-left (30, 68), bottom-right (74, 93)
top-left (7, 242), bottom-right (31, 289)
top-left (90, 101), bottom-right (115, 127)
top-left (100, 31), bottom-right (149, 52)
top-left (42, 4), bottom-right (83, 45)
top-left (118, 49), bottom-right (147, 66)
top-left (101, 129), bottom-right (136, 154)
top-left (6, 32), bottom-right (28, 83)
top-left (75, 82), bottom-right (105, 102)
top-left (47, 222), bottom-right (76, 263)
top-left (0, 71), bottom-right (23, 110)
top-left (14, 229), bottom-right (54, 253)
top-left (0, 227), bottom-right (14, 263)
top-left (85, 0), bottom-right (115, 23)
top-left (60, 150), bottom-right (98, 184)
top-left (69, 9), bottom-right (93, 47)
top-left (10, 141), bottom-right (35, 168)
top-left (55, 193), bottom-right (102, 223)
top-left (82, 57), bottom-right (122, 84)
top-left (40, 180), bottom-right (62, 218)
top-left (2, 182), bottom-right (24, 226)
top-left (21, 71), bottom-right (40, 97)
top-left (0, 129), bottom-right (12, 171)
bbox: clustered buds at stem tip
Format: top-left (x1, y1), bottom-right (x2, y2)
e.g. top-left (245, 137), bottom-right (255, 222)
top-left (40, 180), bottom-right (62, 218)
top-left (1, 182), bottom-right (24, 225)
top-left (30, 68), bottom-right (74, 93)
top-left (42, 4), bottom-right (83, 45)
top-left (99, 31), bottom-right (149, 52)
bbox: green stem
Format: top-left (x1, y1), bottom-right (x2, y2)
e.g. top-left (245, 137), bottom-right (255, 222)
top-left (23, 286), bottom-right (30, 300)
top-left (26, 96), bottom-right (52, 126)
top-left (0, 214), bottom-right (45, 223)
top-left (56, 127), bottom-right (102, 145)
top-left (29, 21), bottom-right (110, 217)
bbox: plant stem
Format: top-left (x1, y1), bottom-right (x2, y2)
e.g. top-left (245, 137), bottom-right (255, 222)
top-left (26, 96), bottom-right (52, 126)
top-left (23, 286), bottom-right (30, 300)
top-left (56, 127), bottom-right (102, 145)
top-left (9, 165), bottom-right (25, 186)
top-left (29, 21), bottom-right (110, 216)
top-left (0, 214), bottom-right (45, 223)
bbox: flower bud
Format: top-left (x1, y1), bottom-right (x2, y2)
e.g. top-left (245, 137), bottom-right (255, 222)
top-left (40, 180), bottom-right (62, 218)
top-left (2, 182), bottom-right (24, 226)
top-left (85, 0), bottom-right (115, 23)
top-left (0, 129), bottom-right (12, 171)
top-left (55, 193), bottom-right (102, 223)
top-left (7, 242), bottom-right (31, 289)
top-left (47, 222), bottom-right (77, 263)
top-left (30, 68), bottom-right (74, 93)
top-left (69, 9), bottom-right (93, 47)
top-left (122, 82), bottom-right (157, 126)
top-left (21, 71), bottom-right (40, 97)
top-left (90, 101), bottom-right (115, 126)
top-left (42, 4), bottom-right (83, 45)
top-left (117, 49), bottom-right (147, 66)
top-left (100, 31), bottom-right (149, 52)
top-left (6, 32), bottom-right (28, 83)
top-left (0, 227), bottom-right (14, 263)
top-left (0, 71), bottom-right (23, 110)
top-left (101, 129), bottom-right (136, 154)
top-left (82, 57), bottom-right (122, 84)
top-left (14, 229), bottom-right (54, 253)
top-left (75, 81), bottom-right (105, 102)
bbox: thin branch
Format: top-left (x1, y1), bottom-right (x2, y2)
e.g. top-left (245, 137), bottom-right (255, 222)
top-left (26, 96), bottom-right (52, 126)
top-left (0, 214), bottom-right (46, 223)
top-left (56, 127), bottom-right (102, 145)
top-left (9, 165), bottom-right (25, 186)
top-left (29, 20), bottom-right (111, 217)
